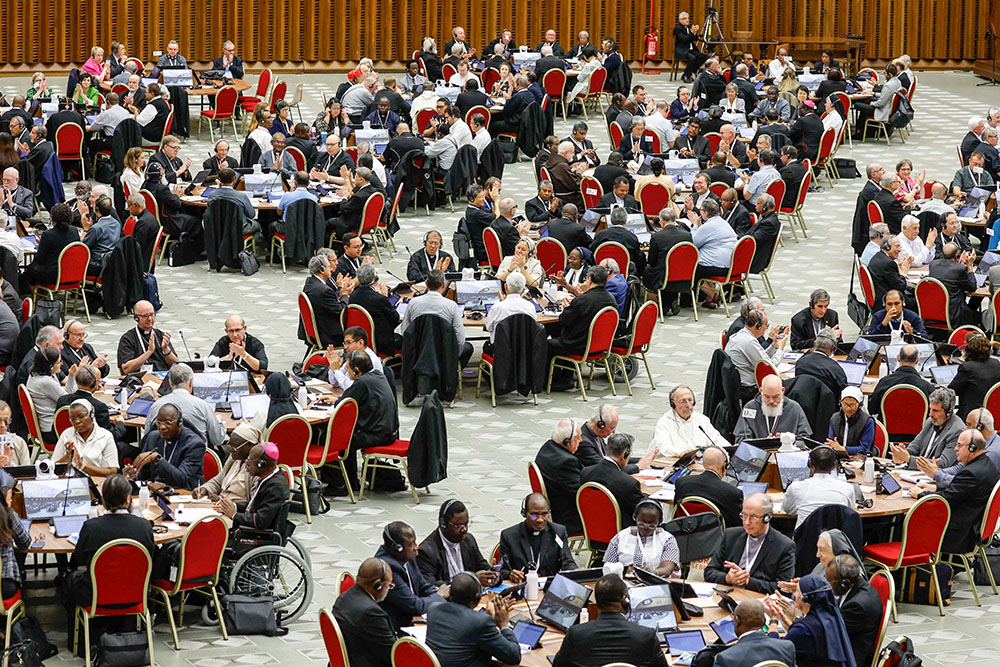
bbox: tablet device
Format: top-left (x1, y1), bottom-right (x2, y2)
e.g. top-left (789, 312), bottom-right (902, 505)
top-left (51, 515), bottom-right (87, 537)
top-left (511, 621), bottom-right (546, 651)
top-left (845, 337), bottom-right (881, 370)
top-left (666, 467), bottom-right (690, 484)
top-left (710, 618), bottom-right (738, 644)
top-left (157, 494), bottom-right (174, 521)
top-left (627, 584), bottom-right (678, 632)
top-left (837, 360), bottom-right (869, 387)
top-left (21, 477), bottom-right (91, 520)
top-left (728, 442), bottom-right (769, 482)
top-left (535, 574), bottom-right (591, 631)
top-left (737, 481), bottom-right (768, 497)
top-left (126, 398), bottom-right (154, 418)
top-left (661, 630), bottom-right (706, 656)
top-left (774, 450), bottom-right (811, 490)
top-left (238, 394), bottom-right (271, 422)
top-left (879, 473), bottom-right (902, 495)
top-left (930, 364), bottom-right (959, 385)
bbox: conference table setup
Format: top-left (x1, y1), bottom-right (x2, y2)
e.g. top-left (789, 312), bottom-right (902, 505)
top-left (175, 180), bottom-right (345, 212)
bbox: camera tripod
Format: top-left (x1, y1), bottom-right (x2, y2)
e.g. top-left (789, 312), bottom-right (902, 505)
top-left (978, 30), bottom-right (998, 86)
top-left (698, 2), bottom-right (731, 58)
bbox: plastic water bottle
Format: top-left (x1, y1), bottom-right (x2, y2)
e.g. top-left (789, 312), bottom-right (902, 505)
top-left (298, 385), bottom-right (309, 409)
top-left (578, 607), bottom-right (589, 623)
top-left (525, 570), bottom-right (539, 601)
top-left (138, 484), bottom-right (150, 510)
top-left (864, 456), bottom-right (876, 483)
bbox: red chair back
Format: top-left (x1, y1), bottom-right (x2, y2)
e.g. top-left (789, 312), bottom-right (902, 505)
top-left (678, 498), bottom-right (722, 525)
top-left (345, 146), bottom-right (359, 165)
top-left (264, 414), bottom-right (313, 472)
top-left (323, 398), bottom-right (359, 463)
top-left (21, 298), bottom-right (31, 323)
top-left (899, 495), bottom-right (951, 565)
top-left (608, 121), bottom-right (624, 148)
top-left (319, 609), bottom-right (350, 667)
top-left (391, 637), bottom-right (441, 667)
top-left (915, 277), bottom-right (951, 329)
top-left (55, 123), bottom-right (84, 159)
top-left (528, 461), bottom-right (548, 499)
top-left (342, 304), bottom-right (376, 352)
top-left (580, 307), bottom-right (619, 362)
top-left (594, 242), bottom-right (630, 276)
top-left (867, 200), bottom-right (884, 226)
top-left (542, 69), bottom-right (567, 99)
top-left (53, 242), bottom-right (90, 289)
top-left (111, 84), bottom-right (128, 97)
top-left (816, 127), bottom-right (836, 163)
top-left (286, 146), bottom-right (306, 172)
top-left (465, 105), bottom-right (490, 130)
top-left (482, 68), bottom-right (500, 93)
top-left (577, 482), bottom-right (621, 547)
top-left (705, 132), bottom-right (722, 154)
top-left (764, 179), bottom-right (786, 208)
top-left (298, 292), bottom-right (322, 350)
top-left (213, 86), bottom-right (239, 119)
top-left (978, 481), bottom-right (1000, 547)
top-left (791, 160), bottom-right (812, 210)
top-left (626, 301), bottom-right (659, 352)
top-left (303, 353), bottom-right (328, 372)
top-left (709, 182), bottom-right (728, 197)
top-left (173, 516), bottom-right (228, 590)
top-left (416, 109), bottom-right (435, 134)
top-left (269, 81), bottom-right (287, 113)
top-left (985, 382), bottom-right (1000, 419)
top-left (729, 236), bottom-right (756, 278)
top-left (89, 539), bottom-right (152, 616)
top-left (203, 449), bottom-right (222, 480)
top-left (663, 242), bottom-right (698, 288)
top-left (834, 92), bottom-right (851, 118)
top-left (872, 419), bottom-right (889, 457)
top-left (360, 193), bottom-right (386, 235)
top-left (442, 63), bottom-right (457, 82)
top-left (338, 572), bottom-right (356, 595)
top-left (18, 385), bottom-right (45, 448)
top-left (139, 189), bottom-right (159, 222)
top-left (255, 69), bottom-right (273, 98)
top-left (123, 216), bottom-right (137, 236)
top-left (148, 228), bottom-right (163, 273)
top-left (755, 360), bottom-right (777, 388)
top-left (536, 238), bottom-right (566, 277)
top-left (857, 262), bottom-right (876, 308)
top-left (539, 166), bottom-right (552, 183)
top-left (483, 227), bottom-right (502, 268)
top-left (54, 405), bottom-right (72, 435)
top-left (643, 131), bottom-right (662, 154)
top-left (580, 175), bottom-right (603, 210)
top-left (947, 325), bottom-right (984, 348)
top-left (869, 568), bottom-right (894, 654)
top-left (880, 385), bottom-right (929, 441)
top-left (586, 67), bottom-right (607, 97)
top-left (638, 181), bottom-right (671, 218)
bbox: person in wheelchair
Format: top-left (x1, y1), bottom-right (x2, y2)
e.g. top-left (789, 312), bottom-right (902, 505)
top-left (215, 442), bottom-right (289, 531)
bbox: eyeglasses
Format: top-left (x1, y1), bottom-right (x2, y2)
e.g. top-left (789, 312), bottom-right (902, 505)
top-left (156, 418), bottom-right (179, 426)
top-left (446, 520), bottom-right (470, 530)
top-left (68, 330), bottom-right (87, 339)
top-left (343, 338), bottom-right (359, 346)
top-left (225, 327), bottom-right (245, 334)
top-left (527, 511), bottom-right (551, 521)
top-left (136, 313), bottom-right (155, 320)
top-left (739, 512), bottom-right (766, 522)
top-left (636, 520), bottom-right (660, 529)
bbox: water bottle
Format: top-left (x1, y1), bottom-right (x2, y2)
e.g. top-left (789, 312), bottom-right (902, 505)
top-left (864, 456), bottom-right (875, 483)
top-left (298, 385), bottom-right (309, 409)
top-left (138, 483), bottom-right (150, 510)
top-left (578, 607), bottom-right (589, 623)
top-left (525, 570), bottom-right (539, 601)
top-left (320, 131), bottom-right (328, 145)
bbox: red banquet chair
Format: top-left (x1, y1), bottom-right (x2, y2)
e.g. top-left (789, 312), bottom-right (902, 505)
top-left (391, 637), bottom-right (441, 667)
top-left (528, 461), bottom-right (548, 500)
top-left (577, 481), bottom-right (621, 558)
top-left (264, 414), bottom-right (316, 522)
top-left (638, 181), bottom-right (671, 220)
top-left (594, 241), bottom-right (631, 277)
top-left (203, 449), bottom-right (222, 481)
top-left (915, 277), bottom-right (953, 333)
top-left (536, 238), bottom-right (567, 278)
top-left (546, 306), bottom-right (619, 401)
top-left (941, 480), bottom-right (1000, 606)
top-left (308, 398), bottom-right (360, 504)
top-left (319, 608), bottom-right (350, 667)
top-left (199, 85), bottom-right (239, 142)
top-left (298, 292), bottom-right (322, 360)
top-left (695, 236), bottom-right (756, 317)
top-left (879, 384), bottom-right (929, 442)
top-left (608, 301), bottom-right (659, 395)
top-left (654, 241), bottom-right (699, 321)
top-left (337, 572), bottom-right (355, 596)
top-left (32, 241), bottom-right (91, 321)
top-left (580, 175), bottom-right (603, 210)
top-left (868, 568), bottom-right (896, 664)
top-left (677, 496), bottom-right (725, 530)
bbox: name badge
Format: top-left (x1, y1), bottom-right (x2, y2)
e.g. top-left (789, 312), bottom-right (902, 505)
top-left (554, 535), bottom-right (564, 549)
top-left (742, 407), bottom-right (757, 419)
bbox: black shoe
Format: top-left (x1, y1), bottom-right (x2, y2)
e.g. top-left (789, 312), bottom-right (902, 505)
top-left (670, 302), bottom-right (681, 316)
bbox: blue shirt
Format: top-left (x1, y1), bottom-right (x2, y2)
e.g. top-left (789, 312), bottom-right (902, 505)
top-left (278, 188), bottom-right (318, 221)
top-left (692, 216), bottom-right (738, 268)
top-left (83, 215), bottom-right (121, 260)
top-left (860, 241), bottom-right (880, 267)
top-left (865, 307), bottom-right (928, 338)
top-left (607, 274), bottom-right (628, 316)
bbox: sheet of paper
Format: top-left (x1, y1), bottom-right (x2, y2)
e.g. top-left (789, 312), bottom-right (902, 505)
top-left (176, 507), bottom-right (223, 522)
top-left (403, 625), bottom-right (428, 642)
top-left (650, 488), bottom-right (675, 501)
top-left (687, 581), bottom-right (718, 597)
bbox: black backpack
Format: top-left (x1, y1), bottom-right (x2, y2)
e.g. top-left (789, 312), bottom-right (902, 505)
top-left (877, 635), bottom-right (922, 667)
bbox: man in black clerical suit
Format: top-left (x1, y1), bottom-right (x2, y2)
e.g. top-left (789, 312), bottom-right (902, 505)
top-left (778, 145), bottom-right (808, 210)
top-left (552, 574), bottom-right (668, 667)
top-left (793, 332), bottom-right (848, 398)
top-left (868, 344), bottom-right (933, 418)
top-left (455, 79), bottom-right (489, 117)
top-left (525, 180), bottom-right (563, 223)
top-left (544, 204), bottom-right (591, 252)
top-left (406, 231), bottom-right (453, 282)
top-left (300, 255), bottom-right (348, 348)
top-left (873, 176), bottom-right (907, 234)
top-left (579, 433), bottom-right (646, 527)
top-left (211, 41), bottom-right (244, 78)
top-left (643, 209), bottom-right (693, 309)
top-left (790, 288), bottom-right (841, 351)
top-left (674, 445), bottom-right (743, 530)
top-left (534, 419), bottom-right (584, 534)
top-left (704, 492), bottom-right (795, 594)
top-left (590, 206), bottom-right (645, 276)
top-left (748, 195), bottom-right (781, 274)
top-left (827, 555), bottom-right (883, 667)
top-left (673, 13), bottom-right (706, 83)
top-left (331, 558), bottom-right (399, 667)
top-left (498, 493), bottom-right (577, 581)
top-left (337, 351), bottom-right (398, 490)
top-left (929, 243), bottom-right (980, 327)
top-left (868, 235), bottom-right (911, 309)
top-left (547, 265), bottom-right (618, 361)
top-left (349, 265), bottom-right (402, 355)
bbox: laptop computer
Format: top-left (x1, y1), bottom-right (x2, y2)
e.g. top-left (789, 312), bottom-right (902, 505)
top-left (837, 360), bottom-right (869, 387)
top-left (628, 584), bottom-right (679, 632)
top-left (728, 442), bottom-right (769, 482)
top-left (126, 398), bottom-right (154, 418)
top-left (774, 450), bottom-right (811, 490)
top-left (930, 364), bottom-right (959, 385)
top-left (845, 337), bottom-right (882, 371)
top-left (661, 630), bottom-right (706, 656)
top-left (232, 393), bottom-right (271, 421)
top-left (737, 481), bottom-right (769, 497)
top-left (535, 574), bottom-right (592, 631)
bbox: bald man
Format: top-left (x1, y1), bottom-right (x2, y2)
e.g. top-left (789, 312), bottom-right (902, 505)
top-left (674, 445), bottom-right (743, 530)
top-left (117, 300), bottom-right (178, 373)
top-left (0, 167), bottom-right (34, 222)
top-left (332, 558), bottom-right (398, 667)
top-left (209, 314), bottom-right (268, 371)
top-left (714, 599), bottom-right (796, 667)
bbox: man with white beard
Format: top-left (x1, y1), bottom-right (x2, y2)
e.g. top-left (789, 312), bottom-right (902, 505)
top-left (733, 375), bottom-right (811, 441)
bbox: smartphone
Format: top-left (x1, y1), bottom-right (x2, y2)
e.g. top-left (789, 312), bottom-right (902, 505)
top-left (852, 482), bottom-right (865, 504)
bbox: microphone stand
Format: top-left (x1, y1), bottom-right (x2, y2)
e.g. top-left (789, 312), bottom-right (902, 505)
top-left (60, 459), bottom-right (77, 517)
top-left (177, 329), bottom-right (194, 361)
top-left (221, 358), bottom-right (236, 410)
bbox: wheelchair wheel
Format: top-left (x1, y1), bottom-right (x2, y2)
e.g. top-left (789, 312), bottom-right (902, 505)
top-left (614, 356), bottom-right (640, 382)
top-left (229, 546), bottom-right (313, 624)
top-left (286, 536), bottom-right (312, 571)
top-left (201, 601), bottom-right (220, 627)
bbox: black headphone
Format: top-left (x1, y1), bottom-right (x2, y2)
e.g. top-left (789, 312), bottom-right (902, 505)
top-left (373, 560), bottom-right (389, 592)
top-left (520, 493), bottom-right (534, 518)
top-left (762, 512), bottom-right (772, 524)
top-left (383, 525), bottom-right (405, 553)
top-left (938, 389), bottom-right (956, 417)
top-left (596, 405), bottom-right (607, 430)
top-left (632, 498), bottom-right (663, 523)
top-left (969, 434), bottom-right (979, 453)
top-left (975, 408), bottom-right (986, 434)
top-left (668, 385), bottom-right (695, 409)
top-left (422, 230), bottom-right (441, 245)
top-left (452, 571), bottom-right (483, 606)
top-left (562, 420), bottom-right (576, 447)
top-left (439, 499), bottom-right (459, 529)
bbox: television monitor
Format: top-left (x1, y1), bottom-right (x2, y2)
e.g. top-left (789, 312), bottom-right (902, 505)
top-left (21, 477), bottom-right (92, 520)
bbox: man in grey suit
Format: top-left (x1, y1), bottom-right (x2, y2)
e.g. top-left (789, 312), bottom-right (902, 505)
top-left (714, 599), bottom-right (797, 667)
top-left (426, 572), bottom-right (521, 667)
top-left (854, 63), bottom-right (903, 135)
top-left (889, 387), bottom-right (965, 470)
top-left (0, 167), bottom-right (35, 222)
top-left (205, 168), bottom-right (260, 235)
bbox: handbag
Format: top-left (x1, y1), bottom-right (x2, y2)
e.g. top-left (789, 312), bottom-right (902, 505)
top-left (167, 233), bottom-right (200, 267)
top-left (94, 631), bottom-right (149, 667)
top-left (847, 263), bottom-right (870, 330)
top-left (239, 248), bottom-right (260, 276)
top-left (876, 635), bottom-right (922, 667)
top-left (9, 616), bottom-right (55, 662)
top-left (2, 641), bottom-right (41, 667)
top-left (892, 563), bottom-right (952, 607)
top-left (289, 476), bottom-right (330, 515)
top-left (221, 594), bottom-right (280, 636)
top-left (889, 91), bottom-right (914, 129)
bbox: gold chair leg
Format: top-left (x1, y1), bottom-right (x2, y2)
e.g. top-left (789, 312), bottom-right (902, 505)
top-left (338, 461), bottom-right (356, 503)
top-left (145, 611), bottom-right (156, 666)
top-left (641, 352), bottom-right (655, 389)
top-left (158, 589), bottom-right (180, 650)
top-left (83, 614), bottom-right (91, 667)
top-left (929, 563), bottom-right (945, 617)
top-left (211, 586), bottom-right (229, 640)
top-left (358, 456), bottom-right (370, 500)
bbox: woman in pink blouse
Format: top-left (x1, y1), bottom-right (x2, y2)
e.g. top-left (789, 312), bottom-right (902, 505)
top-left (81, 46), bottom-right (110, 86)
top-left (895, 158), bottom-right (925, 208)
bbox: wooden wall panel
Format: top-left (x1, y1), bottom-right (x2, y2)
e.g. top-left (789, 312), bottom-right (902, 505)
top-left (0, 0), bottom-right (988, 69)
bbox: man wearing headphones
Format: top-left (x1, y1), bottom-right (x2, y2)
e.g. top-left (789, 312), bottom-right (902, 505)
top-left (205, 168), bottom-right (259, 235)
top-left (675, 445), bottom-right (744, 530)
top-left (426, 571), bottom-right (520, 666)
top-left (144, 363), bottom-right (227, 449)
top-left (714, 599), bottom-right (796, 667)
top-left (552, 574), bottom-right (668, 667)
top-left (535, 419), bottom-right (585, 534)
top-left (61, 319), bottom-right (108, 379)
top-left (780, 446), bottom-right (855, 529)
top-left (331, 558), bottom-right (398, 667)
top-left (918, 408), bottom-right (1000, 487)
top-left (117, 299), bottom-right (178, 374)
top-left (725, 308), bottom-right (788, 401)
top-left (374, 521), bottom-right (447, 633)
top-left (406, 230), bottom-right (453, 282)
top-left (865, 289), bottom-right (928, 339)
top-left (347, 265), bottom-right (402, 357)
top-left (580, 433), bottom-right (647, 527)
top-left (914, 429), bottom-right (1000, 557)
top-left (790, 288), bottom-right (842, 351)
top-left (824, 554), bottom-right (882, 667)
top-left (733, 375), bottom-right (812, 442)
top-left (890, 387), bottom-right (965, 470)
top-left (792, 331), bottom-right (848, 399)
top-left (498, 493), bottom-right (577, 583)
top-left (648, 386), bottom-right (728, 457)
top-left (215, 443), bottom-right (289, 530)
top-left (417, 499), bottom-right (496, 587)
top-left (126, 403), bottom-right (205, 489)
top-left (401, 269), bottom-right (473, 370)
top-left (868, 234), bottom-right (916, 310)
top-left (704, 492), bottom-right (795, 594)
top-left (579, 405), bottom-right (647, 470)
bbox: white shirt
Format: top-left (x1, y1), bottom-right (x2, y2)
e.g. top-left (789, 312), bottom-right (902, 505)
top-left (448, 119), bottom-right (473, 146)
top-left (370, 156), bottom-right (388, 186)
top-left (643, 112), bottom-right (676, 147)
top-left (0, 230), bottom-right (24, 262)
top-left (647, 409), bottom-right (729, 456)
top-left (438, 529), bottom-right (465, 579)
top-left (448, 72), bottom-right (480, 88)
top-left (898, 233), bottom-right (933, 267)
top-left (497, 255), bottom-right (544, 287)
top-left (822, 111), bottom-right (844, 135)
top-left (484, 293), bottom-right (538, 343)
top-left (781, 472), bottom-right (855, 529)
top-left (328, 346), bottom-right (381, 389)
top-left (249, 127), bottom-right (273, 153)
top-left (52, 425), bottom-right (118, 470)
top-left (768, 56), bottom-right (795, 80)
top-left (135, 102), bottom-right (159, 127)
top-left (472, 127), bottom-right (491, 158)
